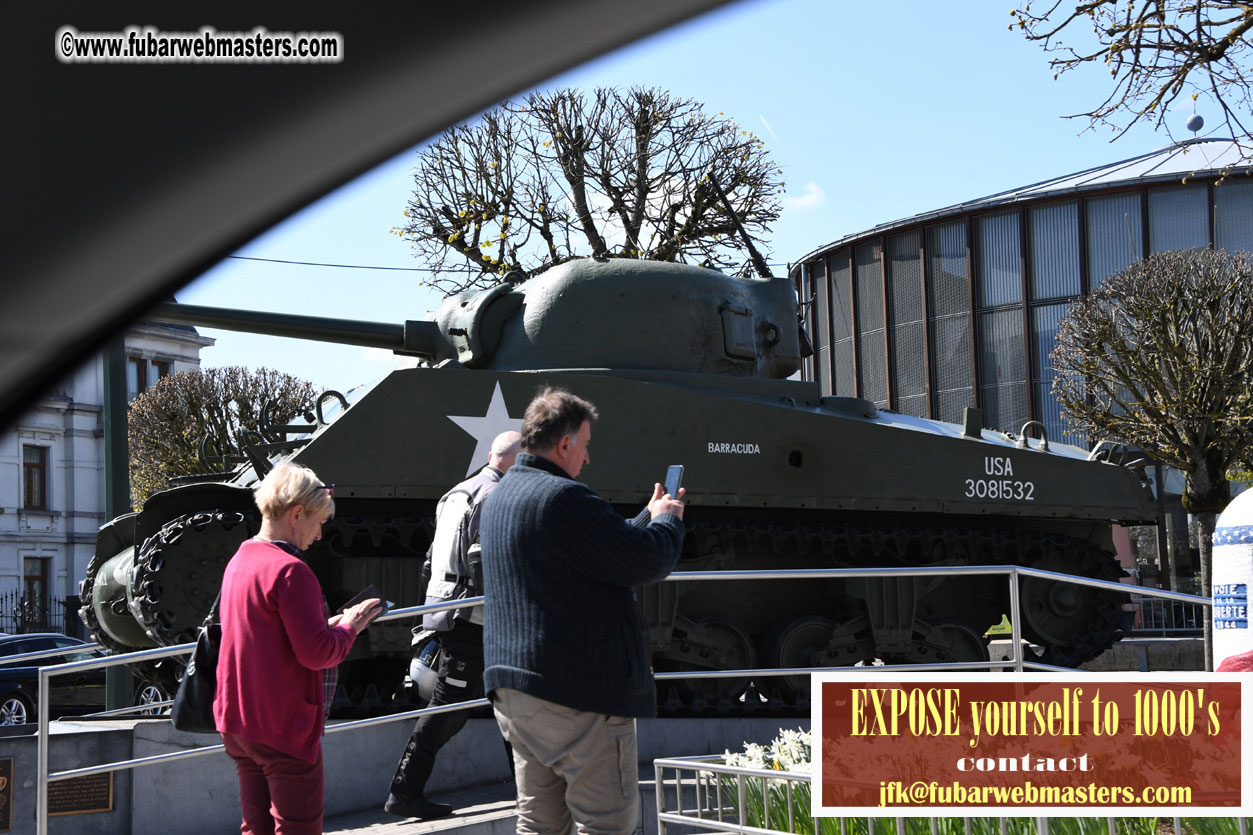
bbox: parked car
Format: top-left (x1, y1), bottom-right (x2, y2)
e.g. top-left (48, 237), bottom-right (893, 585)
top-left (0, 633), bottom-right (168, 725)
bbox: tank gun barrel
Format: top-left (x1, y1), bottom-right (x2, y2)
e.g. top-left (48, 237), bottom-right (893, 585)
top-left (150, 302), bottom-right (443, 357)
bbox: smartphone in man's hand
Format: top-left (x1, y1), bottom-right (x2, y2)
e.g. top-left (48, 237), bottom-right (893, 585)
top-left (664, 464), bottom-right (684, 498)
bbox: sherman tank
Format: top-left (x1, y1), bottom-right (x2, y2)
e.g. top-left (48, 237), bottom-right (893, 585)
top-left (81, 257), bottom-right (1157, 714)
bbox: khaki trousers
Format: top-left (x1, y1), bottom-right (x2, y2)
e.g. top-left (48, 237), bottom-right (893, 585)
top-left (492, 688), bottom-right (640, 835)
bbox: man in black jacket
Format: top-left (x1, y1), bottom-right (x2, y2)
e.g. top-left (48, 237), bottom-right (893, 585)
top-left (481, 387), bottom-right (684, 835)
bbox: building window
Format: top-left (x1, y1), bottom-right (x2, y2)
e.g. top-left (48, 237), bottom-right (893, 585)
top-left (926, 220), bottom-right (973, 424)
top-left (976, 211), bottom-right (1023, 308)
top-left (1030, 202), bottom-right (1080, 300)
top-left (975, 212), bottom-right (1028, 433)
top-left (127, 357), bottom-right (171, 400)
top-left (830, 250), bottom-right (856, 397)
top-left (1031, 303), bottom-right (1078, 445)
top-left (855, 242), bottom-right (887, 408)
top-left (24, 557), bottom-right (48, 610)
top-left (978, 309), bottom-right (1028, 434)
top-left (1149, 186), bottom-right (1208, 253)
top-left (1086, 192), bottom-right (1143, 289)
top-left (23, 557), bottom-right (50, 630)
top-left (22, 445), bottom-right (48, 510)
top-left (1215, 180), bottom-right (1253, 253)
top-left (808, 259), bottom-right (831, 395)
top-left (887, 231), bottom-right (927, 417)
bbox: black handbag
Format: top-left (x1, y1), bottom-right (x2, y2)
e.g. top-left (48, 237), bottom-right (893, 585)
top-left (170, 593), bottom-right (221, 734)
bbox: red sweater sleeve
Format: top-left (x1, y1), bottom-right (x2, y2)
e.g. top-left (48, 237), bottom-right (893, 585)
top-left (274, 561), bottom-right (356, 669)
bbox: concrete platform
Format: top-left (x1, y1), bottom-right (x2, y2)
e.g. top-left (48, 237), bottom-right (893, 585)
top-left (9, 715), bottom-right (792, 835)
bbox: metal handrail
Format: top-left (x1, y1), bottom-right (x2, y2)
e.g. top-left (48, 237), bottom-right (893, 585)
top-left (0, 641), bottom-right (104, 666)
top-left (32, 565), bottom-right (1210, 834)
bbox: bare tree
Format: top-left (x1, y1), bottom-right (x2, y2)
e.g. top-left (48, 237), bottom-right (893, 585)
top-left (1051, 247), bottom-right (1253, 668)
top-left (128, 367), bottom-right (315, 506)
top-left (393, 87), bottom-right (784, 295)
top-left (1010, 1), bottom-right (1253, 156)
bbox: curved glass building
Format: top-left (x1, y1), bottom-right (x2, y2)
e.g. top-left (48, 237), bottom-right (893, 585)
top-left (791, 138), bottom-right (1253, 446)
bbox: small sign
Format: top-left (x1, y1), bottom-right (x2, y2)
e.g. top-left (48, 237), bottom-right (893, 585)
top-left (0, 758), bottom-right (12, 833)
top-left (47, 771), bottom-right (113, 817)
top-left (1215, 583), bottom-right (1248, 630)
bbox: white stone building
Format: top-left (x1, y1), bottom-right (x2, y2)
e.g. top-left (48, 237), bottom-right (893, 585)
top-left (0, 321), bottom-right (212, 633)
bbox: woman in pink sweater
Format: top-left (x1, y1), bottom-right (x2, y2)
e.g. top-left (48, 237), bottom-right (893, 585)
top-left (214, 463), bottom-right (380, 835)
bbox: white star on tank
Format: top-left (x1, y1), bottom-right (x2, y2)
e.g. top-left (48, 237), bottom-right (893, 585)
top-left (447, 382), bottom-right (522, 476)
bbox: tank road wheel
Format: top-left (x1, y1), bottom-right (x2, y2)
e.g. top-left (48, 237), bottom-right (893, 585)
top-left (935, 623), bottom-right (991, 664)
top-left (875, 622), bottom-right (991, 668)
top-left (765, 616), bottom-right (839, 701)
top-left (677, 617), bottom-right (756, 708)
top-left (1019, 538), bottom-right (1127, 667)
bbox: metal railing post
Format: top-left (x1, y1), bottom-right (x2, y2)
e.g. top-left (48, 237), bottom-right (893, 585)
top-left (654, 763), bottom-right (665, 835)
top-left (1009, 567), bottom-right (1025, 672)
top-left (37, 665), bottom-right (51, 834)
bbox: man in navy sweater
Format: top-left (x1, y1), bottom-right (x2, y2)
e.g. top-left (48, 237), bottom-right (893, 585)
top-left (481, 387), bottom-right (685, 835)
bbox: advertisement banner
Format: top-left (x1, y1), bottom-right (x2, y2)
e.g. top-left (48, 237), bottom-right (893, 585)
top-left (813, 672), bottom-right (1250, 816)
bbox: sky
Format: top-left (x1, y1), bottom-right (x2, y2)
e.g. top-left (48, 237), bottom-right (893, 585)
top-left (175, 0), bottom-right (1197, 394)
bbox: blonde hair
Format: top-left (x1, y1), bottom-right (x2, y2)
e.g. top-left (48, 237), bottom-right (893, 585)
top-left (253, 463), bottom-right (334, 520)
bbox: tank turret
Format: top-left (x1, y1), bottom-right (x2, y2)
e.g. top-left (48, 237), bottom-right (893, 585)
top-left (86, 258), bottom-right (1156, 714)
top-left (158, 259), bottom-right (804, 378)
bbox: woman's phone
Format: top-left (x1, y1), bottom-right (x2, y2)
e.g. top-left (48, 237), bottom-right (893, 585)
top-left (664, 464), bottom-right (684, 498)
top-left (337, 584), bottom-right (391, 618)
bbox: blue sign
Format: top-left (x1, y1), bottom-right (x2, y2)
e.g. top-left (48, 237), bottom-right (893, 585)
top-left (1214, 583), bottom-right (1248, 630)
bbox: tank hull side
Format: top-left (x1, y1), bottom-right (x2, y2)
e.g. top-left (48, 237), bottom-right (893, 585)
top-left (290, 368), bottom-right (1157, 526)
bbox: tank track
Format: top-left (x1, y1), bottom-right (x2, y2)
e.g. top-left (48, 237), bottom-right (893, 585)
top-left (84, 509), bottom-right (1128, 718)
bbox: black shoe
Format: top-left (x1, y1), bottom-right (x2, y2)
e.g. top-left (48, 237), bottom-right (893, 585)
top-left (384, 792), bottom-right (454, 820)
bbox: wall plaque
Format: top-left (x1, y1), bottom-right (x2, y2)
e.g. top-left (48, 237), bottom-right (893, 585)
top-left (0, 758), bottom-right (12, 833)
top-left (47, 771), bottom-right (113, 817)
